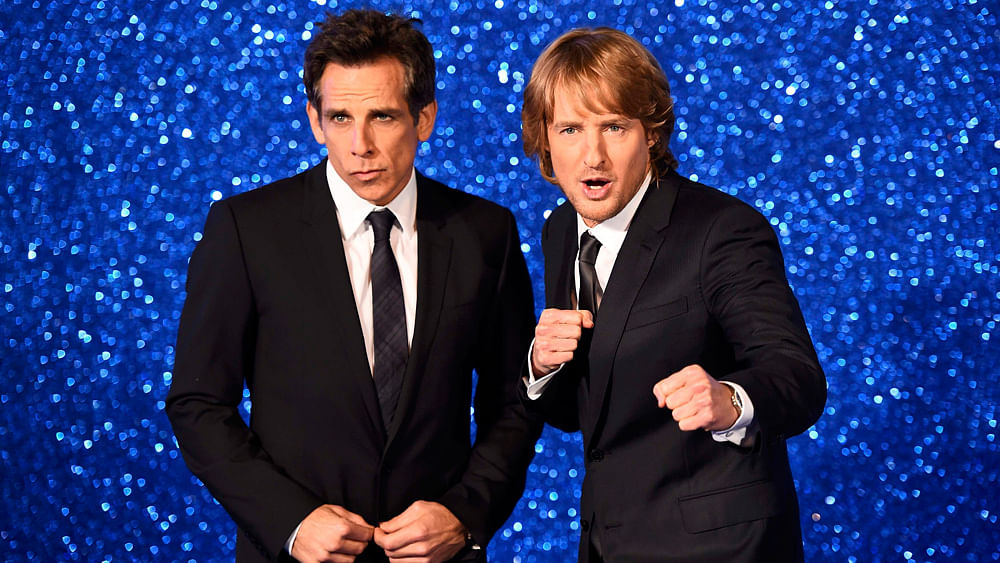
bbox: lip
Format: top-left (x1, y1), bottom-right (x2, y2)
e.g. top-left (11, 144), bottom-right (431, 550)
top-left (352, 169), bottom-right (385, 181)
top-left (580, 177), bottom-right (612, 200)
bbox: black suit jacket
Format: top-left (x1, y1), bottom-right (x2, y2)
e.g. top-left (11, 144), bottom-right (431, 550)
top-left (166, 163), bottom-right (542, 562)
top-left (526, 172), bottom-right (826, 562)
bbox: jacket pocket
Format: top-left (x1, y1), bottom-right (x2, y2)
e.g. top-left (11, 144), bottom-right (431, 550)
top-left (624, 296), bottom-right (688, 331)
top-left (677, 479), bottom-right (785, 533)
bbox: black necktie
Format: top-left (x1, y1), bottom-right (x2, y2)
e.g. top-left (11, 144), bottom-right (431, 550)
top-left (578, 231), bottom-right (603, 314)
top-left (368, 209), bottom-right (407, 432)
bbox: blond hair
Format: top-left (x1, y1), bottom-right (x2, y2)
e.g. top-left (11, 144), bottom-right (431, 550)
top-left (522, 28), bottom-right (678, 183)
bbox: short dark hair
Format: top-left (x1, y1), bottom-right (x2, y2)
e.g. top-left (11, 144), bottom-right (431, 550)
top-left (303, 9), bottom-right (435, 122)
top-left (523, 28), bottom-right (678, 182)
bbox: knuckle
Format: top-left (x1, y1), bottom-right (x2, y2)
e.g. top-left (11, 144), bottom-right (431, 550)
top-left (348, 542), bottom-right (366, 555)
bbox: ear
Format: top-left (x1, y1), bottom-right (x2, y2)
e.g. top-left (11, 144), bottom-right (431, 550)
top-left (647, 130), bottom-right (659, 148)
top-left (415, 100), bottom-right (438, 142)
top-left (306, 101), bottom-right (325, 144)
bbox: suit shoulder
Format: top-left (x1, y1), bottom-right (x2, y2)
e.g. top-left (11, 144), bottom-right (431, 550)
top-left (419, 174), bottom-right (515, 222)
top-left (672, 173), bottom-right (766, 223)
top-left (221, 168), bottom-right (311, 213)
top-left (538, 197), bottom-right (576, 235)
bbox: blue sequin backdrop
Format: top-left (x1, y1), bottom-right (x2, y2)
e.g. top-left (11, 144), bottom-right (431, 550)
top-left (2, 0), bottom-right (998, 561)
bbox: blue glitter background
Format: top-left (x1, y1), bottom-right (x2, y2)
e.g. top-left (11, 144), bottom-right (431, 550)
top-left (2, 0), bottom-right (998, 561)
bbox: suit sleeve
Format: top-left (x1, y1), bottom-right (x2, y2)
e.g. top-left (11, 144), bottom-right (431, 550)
top-left (515, 214), bottom-right (583, 433)
top-left (166, 201), bottom-right (321, 560)
top-left (436, 209), bottom-right (543, 545)
top-left (700, 204), bottom-right (827, 440)
top-left (517, 357), bottom-right (583, 433)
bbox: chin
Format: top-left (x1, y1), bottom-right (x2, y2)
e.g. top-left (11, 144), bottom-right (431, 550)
top-left (579, 204), bottom-right (614, 223)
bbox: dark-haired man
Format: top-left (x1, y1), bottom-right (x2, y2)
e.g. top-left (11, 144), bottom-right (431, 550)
top-left (167, 10), bottom-right (540, 563)
top-left (520, 28), bottom-right (827, 562)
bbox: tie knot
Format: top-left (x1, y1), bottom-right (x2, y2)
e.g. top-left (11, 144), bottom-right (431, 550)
top-left (579, 231), bottom-right (601, 265)
top-left (368, 209), bottom-right (397, 243)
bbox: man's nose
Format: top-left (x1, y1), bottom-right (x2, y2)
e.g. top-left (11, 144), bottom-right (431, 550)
top-left (583, 133), bottom-right (607, 169)
top-left (352, 124), bottom-right (375, 156)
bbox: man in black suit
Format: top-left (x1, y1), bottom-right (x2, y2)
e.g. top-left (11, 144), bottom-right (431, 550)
top-left (520, 28), bottom-right (827, 562)
top-left (166, 10), bottom-right (541, 563)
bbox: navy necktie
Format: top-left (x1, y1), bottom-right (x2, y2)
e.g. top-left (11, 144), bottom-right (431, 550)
top-left (578, 231), bottom-right (603, 314)
top-left (368, 209), bottom-right (407, 433)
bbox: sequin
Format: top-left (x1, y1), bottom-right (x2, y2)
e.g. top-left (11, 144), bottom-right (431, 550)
top-left (2, 1), bottom-right (998, 561)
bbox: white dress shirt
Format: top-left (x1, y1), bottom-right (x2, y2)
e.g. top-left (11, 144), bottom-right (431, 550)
top-left (287, 161), bottom-right (420, 554)
top-left (328, 160), bottom-right (419, 371)
top-left (524, 172), bottom-right (755, 444)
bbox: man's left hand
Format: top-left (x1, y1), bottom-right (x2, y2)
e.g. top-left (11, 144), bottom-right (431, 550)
top-left (653, 364), bottom-right (739, 431)
top-left (374, 500), bottom-right (467, 563)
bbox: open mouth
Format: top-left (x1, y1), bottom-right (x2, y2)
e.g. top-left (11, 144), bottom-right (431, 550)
top-left (581, 178), bottom-right (611, 198)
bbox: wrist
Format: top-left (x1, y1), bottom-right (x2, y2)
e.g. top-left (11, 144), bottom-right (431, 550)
top-left (455, 528), bottom-right (481, 557)
top-left (725, 383), bottom-right (742, 427)
top-left (530, 356), bottom-right (553, 378)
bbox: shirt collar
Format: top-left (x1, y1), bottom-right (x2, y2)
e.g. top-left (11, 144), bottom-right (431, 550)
top-left (576, 171), bottom-right (652, 252)
top-left (326, 159), bottom-right (418, 240)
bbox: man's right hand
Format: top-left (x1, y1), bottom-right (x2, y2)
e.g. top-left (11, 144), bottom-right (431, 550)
top-left (531, 308), bottom-right (594, 376)
top-left (291, 504), bottom-right (375, 563)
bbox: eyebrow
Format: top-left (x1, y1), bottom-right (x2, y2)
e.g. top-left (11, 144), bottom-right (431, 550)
top-left (550, 116), bottom-right (630, 129)
top-left (323, 107), bottom-right (407, 120)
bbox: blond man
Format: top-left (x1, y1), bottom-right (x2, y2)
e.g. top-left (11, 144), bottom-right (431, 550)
top-left (520, 28), bottom-right (826, 562)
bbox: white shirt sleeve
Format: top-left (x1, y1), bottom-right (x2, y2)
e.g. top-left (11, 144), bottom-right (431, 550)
top-left (521, 339), bottom-right (565, 400)
top-left (284, 521), bottom-right (303, 556)
top-left (711, 381), bottom-right (755, 445)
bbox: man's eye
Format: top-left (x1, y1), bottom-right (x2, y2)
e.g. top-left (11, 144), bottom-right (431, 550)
top-left (560, 127), bottom-right (577, 135)
top-left (374, 113), bottom-right (392, 121)
top-left (331, 115), bottom-right (348, 123)
top-left (607, 125), bottom-right (623, 132)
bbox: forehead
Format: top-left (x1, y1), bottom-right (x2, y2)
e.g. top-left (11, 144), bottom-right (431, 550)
top-left (317, 57), bottom-right (407, 106)
top-left (549, 83), bottom-right (628, 123)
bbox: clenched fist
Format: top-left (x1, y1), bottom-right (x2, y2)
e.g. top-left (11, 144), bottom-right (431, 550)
top-left (530, 308), bottom-right (594, 376)
top-left (653, 364), bottom-right (739, 432)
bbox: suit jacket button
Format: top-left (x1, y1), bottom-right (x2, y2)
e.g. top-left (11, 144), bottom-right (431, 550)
top-left (588, 449), bottom-right (604, 462)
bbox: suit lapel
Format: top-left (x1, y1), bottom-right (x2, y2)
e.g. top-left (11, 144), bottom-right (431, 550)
top-left (544, 204), bottom-right (577, 311)
top-left (299, 163), bottom-right (386, 441)
top-left (584, 175), bottom-right (679, 438)
top-left (385, 175), bottom-right (453, 446)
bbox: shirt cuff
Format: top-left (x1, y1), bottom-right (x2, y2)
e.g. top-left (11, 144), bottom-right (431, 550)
top-left (285, 521), bottom-right (303, 556)
top-left (711, 381), bottom-right (755, 445)
top-left (522, 339), bottom-right (564, 400)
